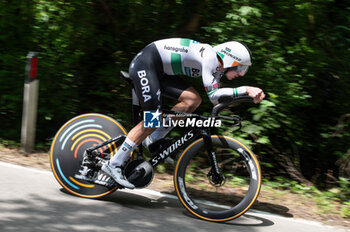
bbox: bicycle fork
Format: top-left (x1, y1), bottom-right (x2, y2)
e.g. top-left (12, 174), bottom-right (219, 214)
top-left (202, 130), bottom-right (225, 186)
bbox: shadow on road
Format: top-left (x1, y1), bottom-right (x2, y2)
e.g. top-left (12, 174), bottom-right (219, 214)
top-left (96, 189), bottom-right (275, 227)
top-left (156, 189), bottom-right (293, 218)
top-left (0, 188), bottom-right (275, 232)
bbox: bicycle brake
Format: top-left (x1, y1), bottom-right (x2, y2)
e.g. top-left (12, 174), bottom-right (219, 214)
top-left (207, 169), bottom-right (226, 187)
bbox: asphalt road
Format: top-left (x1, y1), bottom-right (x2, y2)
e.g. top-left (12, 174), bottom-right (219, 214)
top-left (0, 161), bottom-right (348, 232)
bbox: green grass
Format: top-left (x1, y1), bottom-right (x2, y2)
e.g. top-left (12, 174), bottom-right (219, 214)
top-left (263, 177), bottom-right (350, 219)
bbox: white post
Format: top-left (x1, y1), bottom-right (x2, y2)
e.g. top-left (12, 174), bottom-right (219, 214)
top-left (21, 52), bottom-right (39, 153)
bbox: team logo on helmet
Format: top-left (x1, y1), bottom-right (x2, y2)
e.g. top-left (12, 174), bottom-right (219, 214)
top-left (213, 41), bottom-right (252, 68)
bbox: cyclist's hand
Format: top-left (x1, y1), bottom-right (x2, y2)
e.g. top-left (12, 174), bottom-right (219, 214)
top-left (246, 86), bottom-right (265, 103)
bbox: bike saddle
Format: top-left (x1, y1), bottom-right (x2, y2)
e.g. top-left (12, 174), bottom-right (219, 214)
top-left (120, 71), bottom-right (133, 85)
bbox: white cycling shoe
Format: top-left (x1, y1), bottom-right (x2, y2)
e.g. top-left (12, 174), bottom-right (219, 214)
top-left (101, 162), bottom-right (135, 189)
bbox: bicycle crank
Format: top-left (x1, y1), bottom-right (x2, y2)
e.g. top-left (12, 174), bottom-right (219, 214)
top-left (124, 160), bottom-right (154, 188)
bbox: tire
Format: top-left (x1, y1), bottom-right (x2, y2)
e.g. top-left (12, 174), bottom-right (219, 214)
top-left (50, 113), bottom-right (127, 198)
top-left (174, 135), bottom-right (261, 222)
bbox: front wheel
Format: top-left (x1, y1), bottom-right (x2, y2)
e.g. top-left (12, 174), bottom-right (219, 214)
top-left (174, 135), bottom-right (261, 222)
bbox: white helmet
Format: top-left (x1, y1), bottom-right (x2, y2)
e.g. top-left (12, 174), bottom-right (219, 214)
top-left (213, 41), bottom-right (252, 75)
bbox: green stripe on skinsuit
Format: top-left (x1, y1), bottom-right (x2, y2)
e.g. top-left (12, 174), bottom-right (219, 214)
top-left (171, 53), bottom-right (183, 75)
top-left (207, 89), bottom-right (218, 96)
top-left (180, 38), bottom-right (191, 47)
top-left (233, 88), bottom-right (238, 97)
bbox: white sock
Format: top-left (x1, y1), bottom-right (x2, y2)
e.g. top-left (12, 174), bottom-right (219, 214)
top-left (143, 117), bottom-right (174, 147)
top-left (109, 137), bottom-right (137, 167)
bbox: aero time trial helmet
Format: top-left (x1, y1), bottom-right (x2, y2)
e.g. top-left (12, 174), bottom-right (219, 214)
top-left (213, 41), bottom-right (252, 76)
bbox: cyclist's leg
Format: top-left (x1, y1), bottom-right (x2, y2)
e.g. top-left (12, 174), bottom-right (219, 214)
top-left (144, 76), bottom-right (201, 145)
top-left (125, 43), bottom-right (163, 145)
top-left (160, 75), bottom-right (201, 112)
top-left (171, 86), bottom-right (201, 113)
top-left (103, 43), bottom-right (163, 188)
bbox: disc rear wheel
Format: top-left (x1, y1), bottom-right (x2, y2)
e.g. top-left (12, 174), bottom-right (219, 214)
top-left (50, 113), bottom-right (127, 198)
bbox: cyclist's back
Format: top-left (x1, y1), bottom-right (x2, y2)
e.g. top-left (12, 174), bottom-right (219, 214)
top-left (153, 38), bottom-right (217, 78)
top-left (129, 38), bottom-right (223, 110)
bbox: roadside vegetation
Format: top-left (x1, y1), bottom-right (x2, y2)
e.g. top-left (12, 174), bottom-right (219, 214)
top-left (0, 0), bottom-right (349, 227)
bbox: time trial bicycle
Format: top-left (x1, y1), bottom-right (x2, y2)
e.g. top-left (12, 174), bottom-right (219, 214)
top-left (50, 71), bottom-right (262, 222)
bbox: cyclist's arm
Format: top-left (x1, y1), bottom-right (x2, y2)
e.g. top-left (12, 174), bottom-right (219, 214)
top-left (206, 86), bottom-right (247, 105)
top-left (201, 55), bottom-right (248, 105)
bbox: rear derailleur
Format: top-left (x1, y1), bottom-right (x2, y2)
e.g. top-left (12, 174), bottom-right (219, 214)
top-left (75, 150), bottom-right (116, 188)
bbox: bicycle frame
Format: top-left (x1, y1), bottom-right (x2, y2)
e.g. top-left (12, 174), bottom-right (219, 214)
top-left (149, 127), bottom-right (207, 166)
top-left (84, 72), bottom-right (252, 184)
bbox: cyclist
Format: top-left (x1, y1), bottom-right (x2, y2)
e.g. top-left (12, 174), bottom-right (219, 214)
top-left (102, 38), bottom-right (265, 189)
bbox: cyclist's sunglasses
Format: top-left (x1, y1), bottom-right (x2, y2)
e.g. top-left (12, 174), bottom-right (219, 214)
top-left (224, 65), bottom-right (249, 76)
